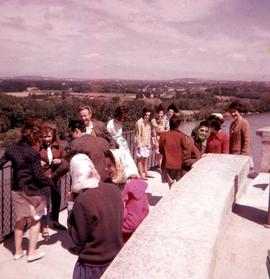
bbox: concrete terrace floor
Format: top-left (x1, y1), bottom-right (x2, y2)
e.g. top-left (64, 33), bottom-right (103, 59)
top-left (0, 170), bottom-right (169, 279)
top-left (0, 171), bottom-right (269, 279)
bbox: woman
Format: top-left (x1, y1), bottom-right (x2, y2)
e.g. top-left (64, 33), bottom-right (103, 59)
top-left (191, 120), bottom-right (210, 153)
top-left (0, 118), bottom-right (54, 262)
top-left (68, 153), bottom-right (123, 279)
top-left (151, 104), bottom-right (168, 170)
top-left (228, 101), bottom-right (251, 156)
top-left (135, 107), bottom-right (152, 180)
top-left (107, 105), bottom-right (138, 178)
top-left (105, 149), bottom-right (149, 242)
top-left (205, 114), bottom-right (229, 154)
top-left (39, 122), bottom-right (67, 236)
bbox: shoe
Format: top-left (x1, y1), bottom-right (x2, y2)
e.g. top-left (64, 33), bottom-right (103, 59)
top-left (27, 252), bottom-right (45, 263)
top-left (146, 174), bottom-right (154, 178)
top-left (14, 250), bottom-right (27, 260)
top-left (41, 231), bottom-right (50, 241)
top-left (52, 222), bottom-right (67, 231)
top-left (68, 246), bottom-right (80, 255)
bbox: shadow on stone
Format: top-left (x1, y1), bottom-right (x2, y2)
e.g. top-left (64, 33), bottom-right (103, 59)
top-left (253, 183), bottom-right (268, 190)
top-left (233, 203), bottom-right (267, 225)
top-left (3, 233), bottom-right (28, 255)
top-left (37, 230), bottom-right (74, 251)
top-left (146, 193), bottom-right (162, 206)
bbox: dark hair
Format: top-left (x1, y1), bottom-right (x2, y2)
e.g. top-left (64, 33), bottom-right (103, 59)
top-left (68, 119), bottom-right (86, 133)
top-left (142, 107), bottom-right (152, 117)
top-left (198, 120), bottom-right (209, 129)
top-left (104, 150), bottom-right (116, 165)
top-left (156, 104), bottom-right (165, 113)
top-left (21, 118), bottom-right (45, 146)
top-left (228, 101), bottom-right (244, 113)
top-left (114, 105), bottom-right (128, 121)
top-left (167, 103), bottom-right (179, 113)
top-left (207, 115), bottom-right (223, 131)
top-left (169, 115), bottom-right (182, 130)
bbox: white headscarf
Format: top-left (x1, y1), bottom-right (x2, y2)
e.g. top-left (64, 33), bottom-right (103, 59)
top-left (70, 153), bottom-right (100, 193)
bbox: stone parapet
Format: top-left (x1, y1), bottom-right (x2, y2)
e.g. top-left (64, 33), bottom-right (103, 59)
top-left (102, 154), bottom-right (250, 279)
top-left (256, 126), bottom-right (270, 172)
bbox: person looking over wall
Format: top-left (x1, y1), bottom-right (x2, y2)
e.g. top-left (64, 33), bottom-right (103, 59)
top-left (151, 104), bottom-right (168, 171)
top-left (164, 103), bottom-right (179, 130)
top-left (205, 113), bottom-right (229, 154)
top-left (191, 120), bottom-right (210, 153)
top-left (107, 105), bottom-right (138, 177)
top-left (105, 149), bottom-right (149, 243)
top-left (135, 107), bottom-right (152, 180)
top-left (67, 153), bottom-right (123, 279)
top-left (0, 118), bottom-right (54, 262)
top-left (159, 115), bottom-right (187, 188)
top-left (79, 105), bottom-right (117, 148)
top-left (39, 122), bottom-right (67, 239)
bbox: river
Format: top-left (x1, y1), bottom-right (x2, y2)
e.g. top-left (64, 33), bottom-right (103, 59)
top-left (1, 112), bottom-right (270, 172)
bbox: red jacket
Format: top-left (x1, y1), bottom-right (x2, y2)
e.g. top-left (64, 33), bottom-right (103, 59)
top-left (159, 130), bottom-right (187, 169)
top-left (206, 130), bottom-right (229, 154)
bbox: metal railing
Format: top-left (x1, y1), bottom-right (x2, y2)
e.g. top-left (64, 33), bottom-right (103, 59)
top-left (0, 131), bottom-right (157, 242)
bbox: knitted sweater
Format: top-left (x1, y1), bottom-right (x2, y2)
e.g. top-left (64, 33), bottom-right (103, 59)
top-left (68, 182), bottom-right (123, 267)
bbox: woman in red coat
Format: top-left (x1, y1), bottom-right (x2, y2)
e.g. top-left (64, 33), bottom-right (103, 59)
top-left (206, 114), bottom-right (229, 154)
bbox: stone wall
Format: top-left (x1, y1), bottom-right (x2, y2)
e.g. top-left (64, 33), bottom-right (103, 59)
top-left (102, 154), bottom-right (250, 279)
top-left (256, 126), bottom-right (270, 172)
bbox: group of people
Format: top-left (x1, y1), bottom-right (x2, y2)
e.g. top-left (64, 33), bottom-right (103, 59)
top-left (0, 100), bottom-right (253, 279)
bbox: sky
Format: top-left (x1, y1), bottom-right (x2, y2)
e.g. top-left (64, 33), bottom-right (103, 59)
top-left (0, 0), bottom-right (270, 81)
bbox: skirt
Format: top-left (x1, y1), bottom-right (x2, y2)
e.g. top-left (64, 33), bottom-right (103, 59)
top-left (136, 146), bottom-right (151, 158)
top-left (12, 191), bottom-right (47, 222)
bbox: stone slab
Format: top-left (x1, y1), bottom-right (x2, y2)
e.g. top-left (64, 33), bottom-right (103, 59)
top-left (102, 154), bottom-right (250, 279)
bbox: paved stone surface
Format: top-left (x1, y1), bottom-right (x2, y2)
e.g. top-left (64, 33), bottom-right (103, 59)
top-left (0, 170), bottom-right (167, 279)
top-left (213, 173), bottom-right (270, 279)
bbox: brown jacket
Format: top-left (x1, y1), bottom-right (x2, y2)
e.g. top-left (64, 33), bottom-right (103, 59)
top-left (229, 117), bottom-right (251, 155)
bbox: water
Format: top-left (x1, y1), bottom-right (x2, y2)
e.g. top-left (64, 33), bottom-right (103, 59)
top-left (180, 112), bottom-right (270, 172)
top-left (1, 112), bottom-right (270, 171)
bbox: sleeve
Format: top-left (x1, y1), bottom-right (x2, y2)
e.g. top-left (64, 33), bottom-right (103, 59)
top-left (101, 122), bottom-right (118, 148)
top-left (68, 199), bottom-right (93, 247)
top-left (0, 151), bottom-right (10, 169)
top-left (240, 120), bottom-right (251, 155)
top-left (221, 134), bottom-right (229, 154)
top-left (159, 133), bottom-right (165, 155)
top-left (183, 138), bottom-right (201, 167)
top-left (30, 152), bottom-right (54, 188)
top-left (122, 192), bottom-right (149, 234)
top-left (135, 121), bottom-right (142, 147)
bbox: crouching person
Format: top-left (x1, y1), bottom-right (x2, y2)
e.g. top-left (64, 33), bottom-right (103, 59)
top-left (67, 153), bottom-right (123, 279)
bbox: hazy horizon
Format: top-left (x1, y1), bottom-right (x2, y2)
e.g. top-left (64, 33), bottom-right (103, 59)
top-left (1, 1), bottom-right (270, 82)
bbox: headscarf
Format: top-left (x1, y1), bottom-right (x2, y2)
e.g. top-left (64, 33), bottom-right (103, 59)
top-left (109, 149), bottom-right (127, 184)
top-left (70, 153), bottom-right (100, 193)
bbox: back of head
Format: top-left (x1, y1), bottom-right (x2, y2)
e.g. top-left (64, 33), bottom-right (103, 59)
top-left (21, 118), bottom-right (44, 146)
top-left (114, 105), bottom-right (128, 121)
top-left (70, 153), bottom-right (100, 193)
top-left (169, 115), bottom-right (182, 130)
top-left (68, 119), bottom-right (86, 133)
top-left (207, 114), bottom-right (224, 131)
